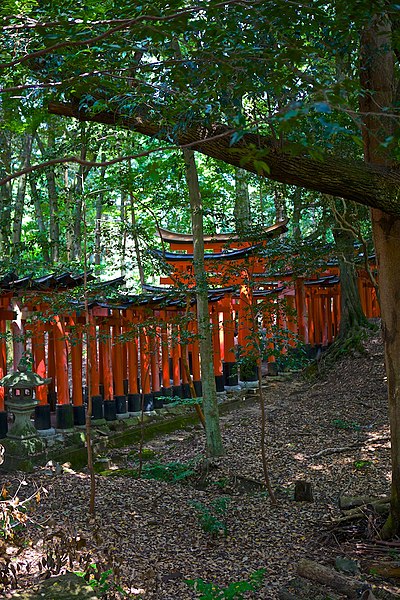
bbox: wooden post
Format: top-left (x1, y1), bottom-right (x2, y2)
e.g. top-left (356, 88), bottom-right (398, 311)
top-left (32, 320), bottom-right (47, 405)
top-left (88, 314), bottom-right (100, 396)
top-left (295, 278), bottom-right (307, 343)
top-left (112, 312), bottom-right (124, 397)
top-left (69, 314), bottom-right (83, 407)
top-left (160, 313), bottom-right (171, 394)
top-left (0, 317), bottom-right (7, 411)
top-left (53, 315), bottom-right (69, 405)
top-left (100, 323), bottom-right (113, 401)
top-left (211, 305), bottom-right (224, 391)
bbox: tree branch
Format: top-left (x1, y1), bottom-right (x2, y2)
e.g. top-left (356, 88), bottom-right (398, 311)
top-left (47, 100), bottom-right (400, 216)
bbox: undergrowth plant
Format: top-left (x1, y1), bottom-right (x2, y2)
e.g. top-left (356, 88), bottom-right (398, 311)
top-left (190, 497), bottom-right (231, 537)
top-left (185, 568), bottom-right (266, 599)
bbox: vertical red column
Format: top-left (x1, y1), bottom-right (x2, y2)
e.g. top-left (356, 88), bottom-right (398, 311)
top-left (211, 306), bottom-right (224, 392)
top-left (33, 320), bottom-right (47, 405)
top-left (112, 312), bottom-right (124, 397)
top-left (295, 278), bottom-right (307, 343)
top-left (171, 318), bottom-right (181, 397)
top-left (88, 314), bottom-right (100, 396)
top-left (0, 317), bottom-right (7, 411)
top-left (161, 312), bottom-right (171, 396)
top-left (53, 315), bottom-right (69, 405)
top-left (100, 323), bottom-right (113, 400)
top-left (189, 311), bottom-right (202, 397)
top-left (69, 314), bottom-right (83, 407)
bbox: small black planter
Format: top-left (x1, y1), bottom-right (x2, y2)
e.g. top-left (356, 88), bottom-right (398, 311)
top-left (56, 404), bottom-right (74, 430)
top-left (241, 362), bottom-right (259, 383)
top-left (143, 393), bottom-right (154, 412)
top-left (162, 386), bottom-right (172, 398)
top-left (215, 375), bottom-right (225, 393)
top-left (0, 411), bottom-right (8, 438)
top-left (193, 380), bottom-right (202, 398)
top-left (104, 400), bottom-right (117, 421)
top-left (47, 391), bottom-right (57, 412)
top-left (172, 385), bottom-right (183, 398)
top-left (267, 362), bottom-right (279, 376)
top-left (73, 405), bottom-right (86, 426)
top-left (127, 393), bottom-right (141, 412)
top-left (34, 404), bottom-right (51, 430)
top-left (91, 395), bottom-right (104, 420)
top-left (153, 393), bottom-right (164, 408)
top-left (181, 382), bottom-right (191, 399)
top-left (223, 362), bottom-right (238, 386)
top-left (115, 395), bottom-right (127, 415)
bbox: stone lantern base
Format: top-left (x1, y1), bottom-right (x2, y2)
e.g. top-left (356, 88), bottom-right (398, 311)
top-left (2, 398), bottom-right (46, 471)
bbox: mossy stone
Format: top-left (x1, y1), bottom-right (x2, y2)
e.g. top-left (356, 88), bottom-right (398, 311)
top-left (10, 572), bottom-right (100, 599)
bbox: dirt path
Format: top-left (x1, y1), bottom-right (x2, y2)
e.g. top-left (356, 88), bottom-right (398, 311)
top-left (2, 330), bottom-right (399, 599)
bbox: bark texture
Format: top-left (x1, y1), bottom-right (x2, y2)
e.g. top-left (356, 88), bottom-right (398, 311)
top-left (48, 100), bottom-right (400, 216)
top-left (183, 148), bottom-right (224, 458)
top-left (360, 13), bottom-right (400, 538)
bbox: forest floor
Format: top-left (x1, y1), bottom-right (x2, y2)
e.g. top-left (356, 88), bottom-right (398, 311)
top-left (2, 327), bottom-right (400, 599)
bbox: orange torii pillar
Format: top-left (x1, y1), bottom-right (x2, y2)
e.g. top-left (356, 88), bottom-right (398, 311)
top-left (53, 315), bottom-right (73, 430)
top-left (264, 298), bottom-right (278, 376)
top-left (140, 325), bottom-right (153, 411)
top-left (238, 284), bottom-right (259, 387)
top-left (88, 313), bottom-right (103, 420)
top-left (306, 291), bottom-right (315, 346)
top-left (171, 320), bottom-right (182, 398)
top-left (221, 297), bottom-right (238, 389)
top-left (46, 326), bottom-right (56, 410)
top-left (179, 327), bottom-right (192, 400)
top-left (69, 314), bottom-right (86, 426)
top-left (112, 312), bottom-right (127, 417)
top-left (0, 313), bottom-right (7, 437)
top-left (151, 323), bottom-right (164, 408)
top-left (160, 312), bottom-right (172, 398)
top-left (99, 322), bottom-right (116, 421)
top-left (189, 314), bottom-right (202, 398)
top-left (211, 305), bottom-right (224, 392)
top-left (126, 311), bottom-right (141, 413)
top-left (295, 278), bottom-right (308, 344)
top-left (285, 294), bottom-right (297, 348)
top-left (32, 320), bottom-right (52, 432)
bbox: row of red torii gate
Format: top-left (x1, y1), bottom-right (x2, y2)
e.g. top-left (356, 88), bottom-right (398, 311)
top-left (0, 220), bottom-right (379, 436)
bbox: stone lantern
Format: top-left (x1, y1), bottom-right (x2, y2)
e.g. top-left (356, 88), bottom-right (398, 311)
top-left (0, 362), bottom-right (51, 469)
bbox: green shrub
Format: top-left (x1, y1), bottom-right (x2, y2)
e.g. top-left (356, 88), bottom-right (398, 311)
top-left (186, 568), bottom-right (266, 599)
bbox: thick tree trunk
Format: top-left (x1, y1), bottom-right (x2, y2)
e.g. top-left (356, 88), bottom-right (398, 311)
top-left (36, 130), bottom-right (60, 263)
top-left (333, 227), bottom-right (370, 338)
top-left (12, 133), bottom-right (33, 257)
top-left (0, 123), bottom-right (12, 258)
top-left (360, 13), bottom-right (400, 537)
top-left (94, 161), bottom-right (105, 266)
top-left (129, 191), bottom-right (145, 291)
top-left (29, 173), bottom-right (51, 264)
top-left (183, 148), bottom-right (224, 458)
top-left (234, 167), bottom-right (251, 233)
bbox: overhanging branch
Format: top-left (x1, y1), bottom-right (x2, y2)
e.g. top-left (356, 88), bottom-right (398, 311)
top-left (45, 100), bottom-right (400, 217)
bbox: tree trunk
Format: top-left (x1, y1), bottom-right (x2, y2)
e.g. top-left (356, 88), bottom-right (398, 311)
top-left (29, 172), bottom-right (51, 264)
top-left (183, 148), bottom-right (224, 458)
top-left (129, 191), bottom-right (145, 290)
top-left (273, 184), bottom-right (287, 222)
top-left (120, 190), bottom-right (127, 276)
top-left (333, 227), bottom-right (370, 338)
top-left (94, 161), bottom-right (105, 266)
top-left (12, 132), bottom-right (33, 257)
top-left (234, 167), bottom-right (251, 233)
top-left (360, 13), bottom-right (400, 538)
top-left (36, 130), bottom-right (60, 263)
top-left (0, 119), bottom-right (12, 258)
top-left (71, 124), bottom-right (87, 261)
